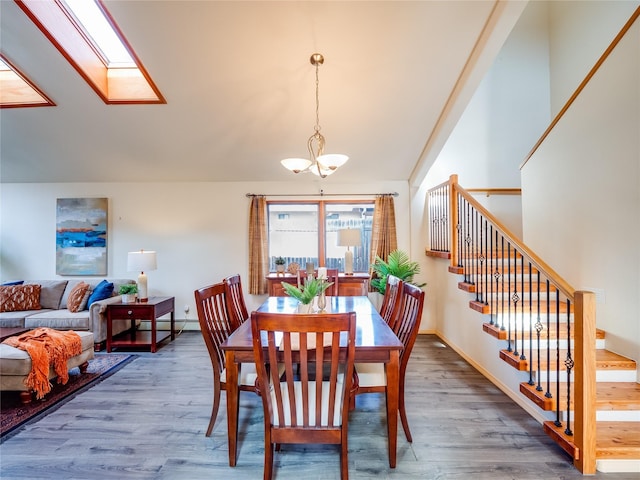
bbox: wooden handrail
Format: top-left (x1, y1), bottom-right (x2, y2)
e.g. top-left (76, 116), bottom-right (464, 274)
top-left (452, 181), bottom-right (575, 300)
top-left (466, 188), bottom-right (522, 196)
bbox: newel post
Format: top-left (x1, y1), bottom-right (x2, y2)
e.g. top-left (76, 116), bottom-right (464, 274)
top-left (573, 290), bottom-right (597, 474)
top-left (448, 175), bottom-right (459, 269)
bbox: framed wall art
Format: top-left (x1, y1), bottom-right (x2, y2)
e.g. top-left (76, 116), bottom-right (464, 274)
top-left (56, 197), bottom-right (108, 275)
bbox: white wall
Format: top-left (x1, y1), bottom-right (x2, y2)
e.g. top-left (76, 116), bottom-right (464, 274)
top-left (414, 1), bottom-right (551, 333)
top-left (522, 10), bottom-right (640, 366)
top-left (1, 180), bottom-right (410, 328)
top-left (548, 1), bottom-right (640, 115)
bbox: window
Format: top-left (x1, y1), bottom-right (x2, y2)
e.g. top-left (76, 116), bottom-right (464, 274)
top-left (268, 201), bottom-right (374, 273)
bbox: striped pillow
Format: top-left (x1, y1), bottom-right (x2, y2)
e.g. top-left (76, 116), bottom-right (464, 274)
top-left (67, 282), bottom-right (91, 313)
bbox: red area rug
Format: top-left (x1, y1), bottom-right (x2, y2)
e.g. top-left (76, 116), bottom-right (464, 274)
top-left (0, 353), bottom-right (135, 440)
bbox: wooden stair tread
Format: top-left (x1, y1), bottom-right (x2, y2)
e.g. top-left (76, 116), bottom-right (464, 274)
top-left (596, 422), bottom-right (640, 459)
top-left (502, 348), bottom-right (636, 371)
top-left (597, 383), bottom-right (640, 410)
top-left (544, 421), bottom-right (640, 461)
top-left (521, 381), bottom-right (640, 412)
top-left (482, 322), bottom-right (605, 341)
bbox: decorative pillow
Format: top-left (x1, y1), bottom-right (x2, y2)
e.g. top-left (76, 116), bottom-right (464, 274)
top-left (79, 287), bottom-right (92, 311)
top-left (0, 284), bottom-right (42, 312)
top-left (87, 280), bottom-right (114, 307)
top-left (67, 282), bottom-right (90, 313)
top-left (30, 280), bottom-right (68, 309)
top-left (1, 280), bottom-right (24, 286)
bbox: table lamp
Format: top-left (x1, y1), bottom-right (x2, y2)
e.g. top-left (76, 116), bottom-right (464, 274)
top-left (127, 250), bottom-right (157, 302)
top-left (337, 228), bottom-right (361, 275)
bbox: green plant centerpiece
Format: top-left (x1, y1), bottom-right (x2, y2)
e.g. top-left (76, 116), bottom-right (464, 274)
top-left (118, 284), bottom-right (138, 295)
top-left (118, 284), bottom-right (138, 303)
top-left (281, 277), bottom-right (333, 313)
top-left (370, 249), bottom-right (426, 294)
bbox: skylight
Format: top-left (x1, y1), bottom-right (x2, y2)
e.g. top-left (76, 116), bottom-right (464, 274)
top-left (16, 0), bottom-right (165, 104)
top-left (0, 55), bottom-right (54, 108)
top-left (63, 0), bottom-right (134, 68)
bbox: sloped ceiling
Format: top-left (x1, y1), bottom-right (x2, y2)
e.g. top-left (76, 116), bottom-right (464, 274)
top-left (0, 0), bottom-right (522, 184)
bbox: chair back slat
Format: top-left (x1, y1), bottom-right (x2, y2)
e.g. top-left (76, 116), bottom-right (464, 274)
top-left (224, 274), bottom-right (249, 328)
top-left (194, 283), bottom-right (234, 374)
top-left (380, 275), bottom-right (403, 325)
top-left (394, 283), bottom-right (425, 365)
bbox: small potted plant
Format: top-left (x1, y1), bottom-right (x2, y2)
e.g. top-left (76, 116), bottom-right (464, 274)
top-left (281, 277), bottom-right (333, 313)
top-left (118, 284), bottom-right (138, 303)
top-left (275, 256), bottom-right (286, 274)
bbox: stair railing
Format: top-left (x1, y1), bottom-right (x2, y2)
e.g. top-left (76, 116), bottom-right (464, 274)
top-left (427, 174), bottom-right (597, 474)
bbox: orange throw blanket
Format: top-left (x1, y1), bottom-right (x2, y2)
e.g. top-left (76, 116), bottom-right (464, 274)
top-left (3, 328), bottom-right (82, 399)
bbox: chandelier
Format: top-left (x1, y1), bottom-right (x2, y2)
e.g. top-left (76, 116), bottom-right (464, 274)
top-left (281, 53), bottom-right (348, 178)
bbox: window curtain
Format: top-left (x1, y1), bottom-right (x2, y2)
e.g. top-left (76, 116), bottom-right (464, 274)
top-left (370, 194), bottom-right (398, 267)
top-left (248, 195), bottom-right (268, 295)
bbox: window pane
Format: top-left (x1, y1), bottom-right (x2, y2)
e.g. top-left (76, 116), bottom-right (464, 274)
top-left (325, 203), bottom-right (373, 273)
top-left (268, 204), bottom-right (318, 270)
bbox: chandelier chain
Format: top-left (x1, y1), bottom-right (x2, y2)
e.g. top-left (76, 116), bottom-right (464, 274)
top-left (314, 61), bottom-right (321, 135)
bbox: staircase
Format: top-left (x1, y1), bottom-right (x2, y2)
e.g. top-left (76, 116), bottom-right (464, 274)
top-left (467, 275), bottom-right (640, 470)
top-left (426, 175), bottom-right (640, 473)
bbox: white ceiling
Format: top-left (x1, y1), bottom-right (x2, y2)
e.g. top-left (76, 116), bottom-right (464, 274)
top-left (0, 0), bottom-right (524, 185)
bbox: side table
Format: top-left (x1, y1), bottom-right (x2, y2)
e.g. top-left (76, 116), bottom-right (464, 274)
top-left (106, 296), bottom-right (175, 353)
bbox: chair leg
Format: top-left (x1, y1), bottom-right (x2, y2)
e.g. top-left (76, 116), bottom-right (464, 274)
top-left (205, 383), bottom-right (221, 437)
top-left (398, 379), bottom-right (412, 442)
top-left (340, 436), bottom-right (349, 479)
top-left (264, 434), bottom-right (274, 479)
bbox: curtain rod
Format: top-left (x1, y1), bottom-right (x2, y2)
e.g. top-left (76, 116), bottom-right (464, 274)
top-left (246, 191), bottom-right (398, 198)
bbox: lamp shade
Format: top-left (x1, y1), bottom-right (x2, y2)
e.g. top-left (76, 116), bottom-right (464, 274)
top-left (281, 158), bottom-right (313, 174)
top-left (337, 229), bottom-right (361, 247)
top-left (127, 250), bottom-right (157, 302)
top-left (127, 250), bottom-right (157, 272)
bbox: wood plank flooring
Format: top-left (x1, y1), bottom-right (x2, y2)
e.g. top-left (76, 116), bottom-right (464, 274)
top-left (1, 332), bottom-right (637, 479)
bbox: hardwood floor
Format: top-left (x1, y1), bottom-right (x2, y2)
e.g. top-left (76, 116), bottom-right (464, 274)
top-left (1, 332), bottom-right (637, 479)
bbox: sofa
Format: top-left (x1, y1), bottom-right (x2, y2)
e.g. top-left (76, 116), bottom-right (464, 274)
top-left (0, 330), bottom-right (95, 403)
top-left (0, 279), bottom-right (138, 351)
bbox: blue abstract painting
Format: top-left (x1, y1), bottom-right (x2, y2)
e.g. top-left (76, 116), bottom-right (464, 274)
top-left (56, 198), bottom-right (108, 275)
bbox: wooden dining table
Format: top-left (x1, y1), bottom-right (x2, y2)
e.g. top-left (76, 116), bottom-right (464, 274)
top-left (221, 295), bottom-right (403, 468)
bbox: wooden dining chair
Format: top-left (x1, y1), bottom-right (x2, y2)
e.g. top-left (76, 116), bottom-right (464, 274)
top-left (379, 274), bottom-right (403, 325)
top-left (351, 282), bottom-right (424, 442)
top-left (224, 273), bottom-right (249, 328)
top-left (194, 282), bottom-right (259, 436)
top-left (251, 311), bottom-right (357, 480)
top-left (313, 268), bottom-right (339, 295)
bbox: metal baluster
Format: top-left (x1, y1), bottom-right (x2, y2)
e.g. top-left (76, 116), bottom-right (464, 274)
top-left (500, 236), bottom-right (505, 332)
top-left (478, 215), bottom-right (486, 304)
top-left (519, 252), bottom-right (526, 361)
top-left (554, 293), bottom-right (562, 427)
top-left (545, 279), bottom-right (552, 399)
top-left (535, 270), bottom-right (543, 391)
top-left (507, 242), bottom-right (512, 352)
top-left (528, 262), bottom-right (535, 386)
top-left (564, 299), bottom-right (574, 436)
top-left (512, 245), bottom-right (519, 358)
top-left (473, 209), bottom-right (478, 299)
top-left (464, 200), bottom-right (471, 283)
top-left (457, 193), bottom-right (463, 269)
top-left (489, 225), bottom-right (495, 323)
top-left (444, 186), bottom-right (449, 252)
